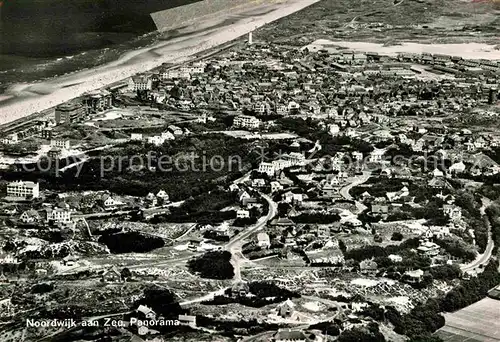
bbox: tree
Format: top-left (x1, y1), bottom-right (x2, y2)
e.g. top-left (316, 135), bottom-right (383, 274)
top-left (391, 232), bottom-right (404, 241)
top-left (121, 267), bottom-right (132, 281)
top-left (188, 251), bottom-right (235, 279)
top-left (337, 325), bottom-right (385, 342)
top-left (135, 287), bottom-right (183, 318)
top-left (338, 239), bottom-right (347, 254)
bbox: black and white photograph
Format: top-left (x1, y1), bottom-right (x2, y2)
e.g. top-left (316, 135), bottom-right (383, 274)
top-left (0, 0), bottom-right (499, 341)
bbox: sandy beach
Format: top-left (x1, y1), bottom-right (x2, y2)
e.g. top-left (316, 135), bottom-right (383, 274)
top-left (0, 0), bottom-right (320, 126)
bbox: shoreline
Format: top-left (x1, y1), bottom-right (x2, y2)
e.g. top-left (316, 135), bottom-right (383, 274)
top-left (0, 0), bottom-right (321, 127)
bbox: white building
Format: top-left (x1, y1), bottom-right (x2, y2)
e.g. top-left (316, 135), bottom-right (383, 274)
top-left (50, 139), bottom-right (70, 149)
top-left (233, 115), bottom-right (261, 129)
top-left (147, 135), bottom-right (168, 146)
top-left (128, 76), bottom-right (152, 91)
top-left (130, 133), bottom-right (143, 141)
top-left (159, 69), bottom-right (190, 80)
top-left (257, 233), bottom-right (271, 248)
top-left (237, 210), bottom-right (250, 219)
top-left (276, 104), bottom-right (288, 115)
top-left (369, 149), bottom-right (385, 162)
top-left (258, 162), bottom-right (275, 176)
top-left (161, 132), bottom-right (175, 140)
top-left (272, 159), bottom-right (292, 170)
top-left (1, 133), bottom-right (19, 145)
top-left (7, 181), bottom-right (40, 199)
top-left (47, 208), bottom-right (72, 224)
top-left (270, 181), bottom-right (283, 193)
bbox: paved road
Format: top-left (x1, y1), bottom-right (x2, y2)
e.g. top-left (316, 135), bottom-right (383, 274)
top-left (227, 193), bottom-right (278, 281)
top-left (461, 197), bottom-right (494, 273)
top-left (339, 171), bottom-right (371, 201)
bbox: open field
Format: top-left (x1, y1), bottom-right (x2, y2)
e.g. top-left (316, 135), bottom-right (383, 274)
top-left (258, 0), bottom-right (500, 44)
top-left (436, 297), bottom-right (500, 342)
top-left (311, 40), bottom-right (500, 60)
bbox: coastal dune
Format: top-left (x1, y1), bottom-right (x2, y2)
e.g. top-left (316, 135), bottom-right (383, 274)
top-left (0, 0), bottom-right (321, 126)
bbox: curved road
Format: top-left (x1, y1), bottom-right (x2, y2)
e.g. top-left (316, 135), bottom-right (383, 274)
top-left (461, 197), bottom-right (494, 273)
top-left (227, 193), bottom-right (278, 281)
top-left (340, 171), bottom-right (371, 201)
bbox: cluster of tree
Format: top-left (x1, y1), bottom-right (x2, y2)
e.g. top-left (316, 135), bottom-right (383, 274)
top-left (428, 264), bottom-right (462, 281)
top-left (0, 135), bottom-right (255, 202)
top-left (485, 205), bottom-right (500, 254)
top-left (292, 213), bottom-right (341, 224)
top-left (386, 202), bottom-right (449, 226)
top-left (134, 287), bottom-right (184, 318)
top-left (203, 230), bottom-right (230, 242)
top-left (343, 237), bottom-right (420, 262)
top-left (392, 298), bottom-right (445, 338)
top-left (434, 238), bottom-right (476, 262)
top-left (392, 260), bottom-right (500, 339)
top-left (441, 260), bottom-right (500, 312)
top-left (187, 251), bottom-right (234, 280)
top-left (196, 315), bottom-right (281, 336)
top-left (205, 282), bottom-right (299, 308)
top-left (233, 216), bottom-right (258, 227)
top-left (153, 209), bottom-right (236, 224)
top-left (248, 281), bottom-right (300, 299)
top-left (98, 231), bottom-right (165, 254)
top-left (350, 178), bottom-right (405, 198)
top-left (309, 321), bottom-right (341, 336)
top-left (337, 323), bottom-right (386, 342)
top-left (30, 282), bottom-right (54, 294)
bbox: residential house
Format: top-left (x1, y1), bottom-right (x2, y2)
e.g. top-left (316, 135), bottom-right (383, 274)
top-left (359, 260), bottom-right (378, 276)
top-left (46, 208), bottom-right (72, 224)
top-left (252, 178), bottom-right (266, 188)
top-left (257, 232), bottom-right (271, 248)
top-left (270, 181), bottom-right (283, 193)
top-left (47, 147), bottom-right (62, 160)
top-left (233, 115), bottom-right (261, 129)
top-left (449, 161), bottom-right (466, 175)
top-left (321, 183), bottom-right (341, 199)
top-left (1, 133), bottom-right (19, 145)
top-left (178, 314), bottom-right (197, 328)
top-left (371, 204), bottom-right (389, 217)
top-left (19, 209), bottom-right (42, 224)
top-left (276, 299), bottom-right (295, 318)
top-left (167, 125), bottom-right (183, 136)
top-left (369, 149), bottom-right (385, 163)
top-left (101, 266), bottom-right (122, 283)
top-left (231, 281), bottom-right (250, 297)
top-left (156, 190), bottom-right (170, 203)
top-left (237, 210), bottom-right (250, 219)
top-left (131, 133), bottom-right (143, 141)
top-left (272, 329), bottom-right (310, 342)
top-left (258, 162), bottom-right (275, 177)
top-left (417, 240), bottom-right (440, 257)
top-left (428, 177), bottom-right (452, 190)
top-left (402, 269), bottom-right (424, 285)
top-left (145, 192), bottom-right (158, 207)
top-left (137, 305), bottom-right (156, 320)
top-left (284, 192), bottom-right (303, 205)
top-left (388, 254), bottom-right (403, 263)
top-left (238, 190), bottom-right (251, 204)
top-left (443, 205), bottom-right (462, 220)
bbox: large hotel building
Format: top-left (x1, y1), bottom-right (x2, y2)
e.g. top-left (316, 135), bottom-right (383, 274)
top-left (6, 181), bottom-right (40, 199)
